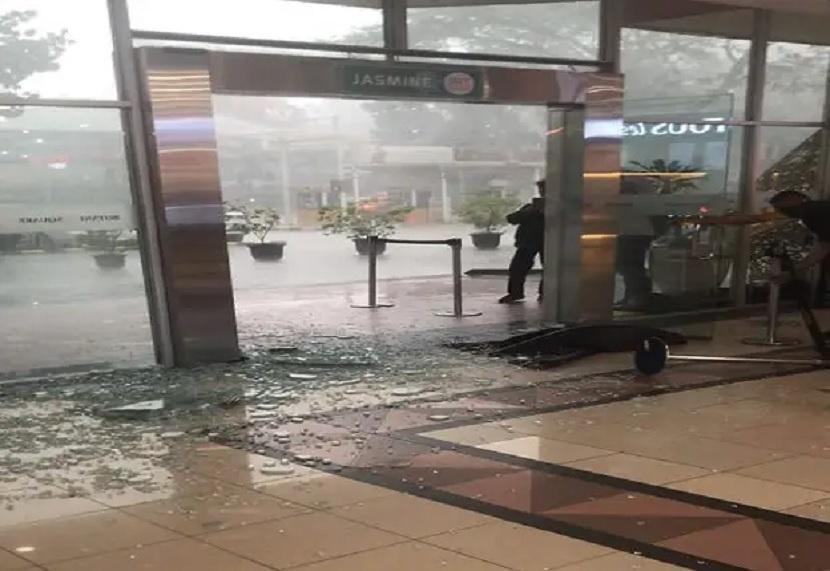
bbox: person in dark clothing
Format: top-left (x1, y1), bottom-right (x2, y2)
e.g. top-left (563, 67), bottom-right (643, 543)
top-left (769, 190), bottom-right (830, 282)
top-left (499, 180), bottom-right (545, 304)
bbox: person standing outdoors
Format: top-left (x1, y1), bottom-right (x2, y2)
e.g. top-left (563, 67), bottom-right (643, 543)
top-left (500, 180), bottom-right (546, 304)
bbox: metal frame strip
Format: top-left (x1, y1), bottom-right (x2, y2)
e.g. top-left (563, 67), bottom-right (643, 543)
top-left (131, 30), bottom-right (608, 68)
top-left (107, 0), bottom-right (176, 366)
top-left (0, 97), bottom-right (129, 109)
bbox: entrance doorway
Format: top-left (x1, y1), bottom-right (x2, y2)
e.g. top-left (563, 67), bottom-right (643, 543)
top-left (137, 48), bottom-right (621, 365)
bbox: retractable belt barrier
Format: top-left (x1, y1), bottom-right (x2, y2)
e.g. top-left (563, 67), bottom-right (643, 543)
top-left (351, 236), bottom-right (482, 318)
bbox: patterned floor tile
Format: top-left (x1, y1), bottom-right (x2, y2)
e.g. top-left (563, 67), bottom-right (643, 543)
top-left (442, 469), bottom-right (620, 514)
top-left (544, 492), bottom-right (742, 543)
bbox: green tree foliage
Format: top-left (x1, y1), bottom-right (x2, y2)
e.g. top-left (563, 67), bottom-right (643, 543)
top-left (0, 10), bottom-right (69, 99)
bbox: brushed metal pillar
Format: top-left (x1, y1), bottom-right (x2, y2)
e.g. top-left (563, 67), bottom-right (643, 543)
top-left (137, 48), bottom-right (240, 365)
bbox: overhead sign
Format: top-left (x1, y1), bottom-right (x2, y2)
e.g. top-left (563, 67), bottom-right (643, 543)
top-left (623, 121), bottom-right (729, 138)
top-left (342, 64), bottom-right (484, 100)
top-left (0, 204), bottom-right (136, 233)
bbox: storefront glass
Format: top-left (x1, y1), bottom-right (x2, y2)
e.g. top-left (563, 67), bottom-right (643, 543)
top-left (129, 0), bottom-right (383, 46)
top-left (407, 0), bottom-right (600, 60)
top-left (0, 107), bottom-right (154, 376)
top-left (0, 0), bottom-right (118, 100)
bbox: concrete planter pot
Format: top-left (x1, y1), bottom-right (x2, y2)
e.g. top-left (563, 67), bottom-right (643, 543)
top-left (353, 238), bottom-right (387, 256)
top-left (471, 231), bottom-right (502, 250)
top-left (94, 253), bottom-right (127, 270)
top-left (248, 242), bottom-right (286, 261)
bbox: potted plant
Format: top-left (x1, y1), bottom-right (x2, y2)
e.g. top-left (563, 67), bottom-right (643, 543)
top-left (224, 202), bottom-right (249, 243)
top-left (456, 195), bottom-right (520, 250)
top-left (86, 230), bottom-right (127, 270)
top-left (242, 206), bottom-right (286, 261)
top-left (318, 204), bottom-right (412, 255)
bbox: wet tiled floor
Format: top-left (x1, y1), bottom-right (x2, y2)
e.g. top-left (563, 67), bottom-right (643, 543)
top-left (1, 315), bottom-right (829, 570)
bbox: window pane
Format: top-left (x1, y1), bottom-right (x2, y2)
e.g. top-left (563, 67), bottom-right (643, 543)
top-left (622, 6), bottom-right (751, 119)
top-left (0, 107), bottom-right (153, 375)
top-left (407, 1), bottom-right (600, 60)
top-left (129, 0), bottom-right (383, 46)
top-left (763, 42), bottom-right (830, 122)
top-left (0, 0), bottom-right (117, 100)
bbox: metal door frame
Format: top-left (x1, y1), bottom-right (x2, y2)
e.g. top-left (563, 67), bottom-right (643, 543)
top-left (136, 47), bottom-right (623, 365)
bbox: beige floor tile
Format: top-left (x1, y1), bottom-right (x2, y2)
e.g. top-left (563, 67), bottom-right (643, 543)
top-left (86, 471), bottom-right (227, 509)
top-left (0, 487), bottom-right (107, 528)
top-left (331, 492), bottom-right (494, 538)
top-left (44, 538), bottom-right (272, 571)
top-left (424, 423), bottom-right (522, 447)
top-left (565, 453), bottom-right (710, 485)
top-left (0, 510), bottom-right (178, 565)
top-left (425, 521), bottom-right (610, 570)
top-left (0, 549), bottom-right (33, 571)
top-left (668, 473), bottom-right (827, 510)
top-left (183, 445), bottom-right (316, 486)
top-left (291, 541), bottom-right (508, 571)
top-left (479, 436), bottom-right (613, 464)
top-left (737, 455), bottom-right (830, 492)
top-left (618, 435), bottom-right (788, 471)
top-left (123, 485), bottom-right (306, 536)
top-left (556, 552), bottom-right (685, 570)
top-left (256, 473), bottom-right (393, 509)
top-left (203, 511), bottom-right (402, 569)
top-left (786, 498), bottom-right (830, 523)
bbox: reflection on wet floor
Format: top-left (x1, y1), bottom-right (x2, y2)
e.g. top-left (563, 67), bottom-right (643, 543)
top-left (0, 314), bottom-right (828, 569)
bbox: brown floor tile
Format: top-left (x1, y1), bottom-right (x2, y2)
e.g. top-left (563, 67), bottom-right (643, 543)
top-left (43, 538), bottom-right (272, 571)
top-left (556, 552), bottom-right (686, 570)
top-left (0, 488), bottom-right (107, 528)
top-left (443, 469), bottom-right (620, 514)
top-left (0, 549), bottom-right (33, 571)
top-left (737, 456), bottom-right (830, 493)
top-left (661, 520), bottom-right (781, 570)
top-left (290, 541), bottom-right (508, 571)
top-left (202, 511), bottom-right (402, 569)
top-left (786, 498), bottom-right (830, 523)
top-left (331, 492), bottom-right (494, 538)
top-left (479, 436), bottom-right (614, 464)
top-left (661, 518), bottom-right (830, 571)
top-left (256, 473), bottom-right (393, 509)
top-left (545, 492), bottom-right (740, 544)
top-left (123, 485), bottom-right (306, 535)
top-left (425, 521), bottom-right (610, 570)
top-left (667, 474), bottom-right (827, 511)
top-left (0, 510), bottom-right (177, 565)
top-left (565, 453), bottom-right (710, 485)
top-left (753, 519), bottom-right (830, 570)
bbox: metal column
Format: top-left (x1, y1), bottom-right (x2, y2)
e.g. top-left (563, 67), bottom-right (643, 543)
top-left (732, 9), bottom-right (770, 306)
top-left (107, 0), bottom-right (175, 366)
top-left (136, 48), bottom-right (241, 365)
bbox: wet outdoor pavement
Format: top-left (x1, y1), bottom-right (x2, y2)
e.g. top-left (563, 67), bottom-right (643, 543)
top-left (1, 312), bottom-right (829, 569)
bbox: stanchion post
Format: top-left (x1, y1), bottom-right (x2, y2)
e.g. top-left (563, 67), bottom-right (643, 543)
top-left (743, 249), bottom-right (800, 347)
top-left (368, 235), bottom-right (378, 307)
top-left (435, 238), bottom-right (482, 318)
top-left (352, 235), bottom-right (394, 309)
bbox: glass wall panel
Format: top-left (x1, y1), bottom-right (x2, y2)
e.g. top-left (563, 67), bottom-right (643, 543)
top-left (763, 42), bottom-right (830, 122)
top-left (129, 0), bottom-right (383, 46)
top-left (0, 0), bottom-right (117, 100)
top-left (407, 1), bottom-right (600, 60)
top-left (0, 107), bottom-right (153, 376)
